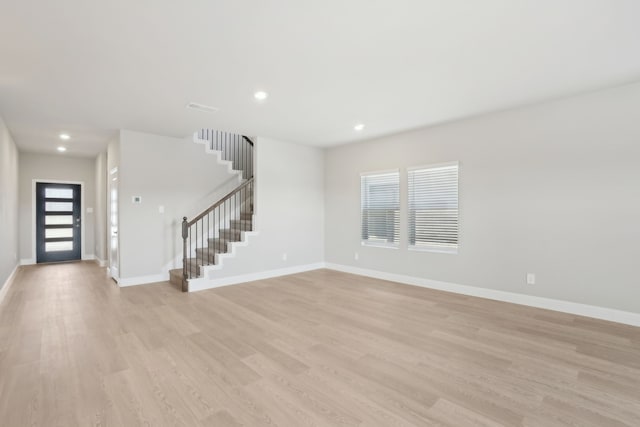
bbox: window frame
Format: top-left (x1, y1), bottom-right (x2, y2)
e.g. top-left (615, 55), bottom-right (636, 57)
top-left (360, 169), bottom-right (400, 249)
top-left (407, 161), bottom-right (459, 254)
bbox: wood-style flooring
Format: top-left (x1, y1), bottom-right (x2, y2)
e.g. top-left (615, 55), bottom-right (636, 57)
top-left (0, 262), bottom-right (639, 426)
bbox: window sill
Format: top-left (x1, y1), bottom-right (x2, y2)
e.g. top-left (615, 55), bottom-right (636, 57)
top-left (361, 241), bottom-right (399, 249)
top-left (408, 245), bottom-right (458, 255)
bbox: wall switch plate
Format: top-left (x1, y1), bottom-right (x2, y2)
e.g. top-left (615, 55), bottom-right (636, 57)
top-left (132, 196), bottom-right (142, 204)
top-left (354, 252), bottom-right (359, 261)
top-left (158, 205), bottom-right (164, 214)
top-left (282, 253), bottom-right (287, 261)
top-left (526, 273), bottom-right (536, 285)
top-left (86, 207), bottom-right (94, 213)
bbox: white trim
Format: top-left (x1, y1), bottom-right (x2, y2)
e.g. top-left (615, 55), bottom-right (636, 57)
top-left (324, 263), bottom-right (640, 327)
top-left (106, 268), bottom-right (120, 283)
top-left (201, 230), bottom-right (260, 273)
top-left (361, 241), bottom-right (399, 249)
top-left (192, 133), bottom-right (245, 181)
top-left (95, 258), bottom-right (108, 267)
top-left (408, 245), bottom-right (458, 254)
top-left (20, 258), bottom-right (35, 266)
top-left (0, 264), bottom-right (19, 306)
top-left (360, 168), bottom-right (399, 177)
top-left (31, 179), bottom-right (88, 262)
top-left (82, 254), bottom-right (96, 261)
top-left (407, 160), bottom-right (459, 171)
top-left (118, 273), bottom-right (169, 287)
top-left (188, 262), bottom-right (326, 292)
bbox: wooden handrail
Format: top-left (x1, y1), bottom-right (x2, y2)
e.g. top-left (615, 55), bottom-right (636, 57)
top-left (187, 177), bottom-right (254, 227)
top-left (182, 130), bottom-right (256, 289)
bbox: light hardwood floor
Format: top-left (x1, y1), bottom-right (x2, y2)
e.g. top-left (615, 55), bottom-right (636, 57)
top-left (0, 262), bottom-right (639, 426)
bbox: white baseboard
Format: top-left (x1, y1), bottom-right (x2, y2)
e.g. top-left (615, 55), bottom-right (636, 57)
top-left (94, 258), bottom-right (108, 267)
top-left (20, 258), bottom-right (35, 266)
top-left (118, 273), bottom-right (169, 287)
top-left (188, 262), bottom-right (326, 292)
top-left (0, 264), bottom-right (20, 306)
top-left (324, 263), bottom-right (640, 327)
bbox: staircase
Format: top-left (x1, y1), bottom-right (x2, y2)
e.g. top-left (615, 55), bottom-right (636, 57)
top-left (169, 130), bottom-right (255, 291)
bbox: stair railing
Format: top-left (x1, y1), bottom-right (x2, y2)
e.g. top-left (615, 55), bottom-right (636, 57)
top-left (181, 177), bottom-right (254, 290)
top-left (198, 129), bottom-right (254, 179)
top-left (179, 132), bottom-right (255, 291)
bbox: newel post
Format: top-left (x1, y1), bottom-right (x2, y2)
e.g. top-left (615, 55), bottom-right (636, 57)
top-left (181, 217), bottom-right (188, 292)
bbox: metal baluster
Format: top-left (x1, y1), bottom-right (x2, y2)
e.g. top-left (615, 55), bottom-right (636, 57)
top-left (222, 201), bottom-right (229, 252)
top-left (182, 217), bottom-right (188, 287)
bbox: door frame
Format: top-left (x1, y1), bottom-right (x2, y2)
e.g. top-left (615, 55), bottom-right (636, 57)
top-left (108, 167), bottom-right (119, 282)
top-left (31, 179), bottom-right (86, 263)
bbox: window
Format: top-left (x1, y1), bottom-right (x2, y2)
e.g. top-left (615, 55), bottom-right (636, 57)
top-left (361, 171), bottom-right (399, 247)
top-left (408, 162), bottom-right (459, 253)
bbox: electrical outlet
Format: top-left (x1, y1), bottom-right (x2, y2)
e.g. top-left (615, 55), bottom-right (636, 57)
top-left (354, 252), bottom-right (359, 261)
top-left (526, 273), bottom-right (536, 285)
top-left (282, 253), bottom-right (287, 261)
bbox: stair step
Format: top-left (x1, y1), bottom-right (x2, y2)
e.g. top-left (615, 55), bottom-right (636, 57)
top-left (230, 219), bottom-right (252, 230)
top-left (195, 247), bottom-right (224, 263)
top-left (207, 238), bottom-right (230, 250)
top-left (240, 212), bottom-right (253, 220)
top-left (219, 228), bottom-right (241, 241)
top-left (169, 268), bottom-right (188, 290)
top-left (184, 263), bottom-right (200, 277)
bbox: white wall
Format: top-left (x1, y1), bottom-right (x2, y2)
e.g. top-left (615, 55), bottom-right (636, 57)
top-left (117, 130), bottom-right (241, 281)
top-left (0, 114), bottom-right (19, 290)
top-left (204, 137), bottom-right (325, 278)
top-left (18, 152), bottom-right (96, 263)
top-left (325, 82), bottom-right (640, 314)
top-left (94, 151), bottom-right (108, 264)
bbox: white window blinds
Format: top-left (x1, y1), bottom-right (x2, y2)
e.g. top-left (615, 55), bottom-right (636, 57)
top-left (361, 171), bottom-right (399, 246)
top-left (408, 163), bottom-right (459, 252)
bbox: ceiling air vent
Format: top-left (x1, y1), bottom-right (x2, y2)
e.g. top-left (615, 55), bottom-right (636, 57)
top-left (185, 102), bottom-right (219, 113)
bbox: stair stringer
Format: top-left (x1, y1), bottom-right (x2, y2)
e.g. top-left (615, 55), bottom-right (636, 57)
top-left (162, 133), bottom-right (249, 277)
top-left (186, 225), bottom-right (260, 290)
top-left (191, 132), bottom-right (244, 180)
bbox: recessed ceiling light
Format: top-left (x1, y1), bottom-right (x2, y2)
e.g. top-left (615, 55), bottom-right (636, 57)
top-left (185, 102), bottom-right (219, 113)
top-left (57, 146), bottom-right (67, 152)
top-left (354, 123), bottom-right (365, 131)
top-left (59, 133), bottom-right (70, 140)
top-left (254, 91), bottom-right (268, 101)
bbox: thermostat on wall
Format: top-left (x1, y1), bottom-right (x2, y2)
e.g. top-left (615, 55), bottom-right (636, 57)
top-left (132, 196), bottom-right (142, 204)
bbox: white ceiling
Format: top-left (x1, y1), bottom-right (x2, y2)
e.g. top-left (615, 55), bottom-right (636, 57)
top-left (1, 0), bottom-right (639, 157)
